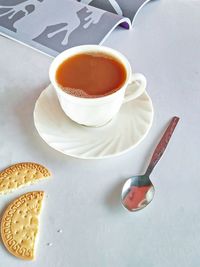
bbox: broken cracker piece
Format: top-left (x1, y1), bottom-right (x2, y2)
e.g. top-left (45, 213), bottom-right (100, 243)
top-left (0, 162), bottom-right (50, 194)
top-left (1, 191), bottom-right (44, 260)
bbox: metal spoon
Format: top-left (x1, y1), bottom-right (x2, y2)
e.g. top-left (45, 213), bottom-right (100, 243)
top-left (121, 116), bottom-right (180, 212)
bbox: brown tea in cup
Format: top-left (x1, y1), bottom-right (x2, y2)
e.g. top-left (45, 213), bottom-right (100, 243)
top-left (55, 52), bottom-right (127, 98)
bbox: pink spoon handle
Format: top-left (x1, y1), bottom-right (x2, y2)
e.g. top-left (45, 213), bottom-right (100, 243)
top-left (145, 116), bottom-right (180, 176)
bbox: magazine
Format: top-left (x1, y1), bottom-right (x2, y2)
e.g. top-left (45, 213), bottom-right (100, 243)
top-left (0, 0), bottom-right (152, 57)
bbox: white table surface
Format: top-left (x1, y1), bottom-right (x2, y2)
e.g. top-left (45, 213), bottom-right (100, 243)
top-left (0, 0), bottom-right (200, 266)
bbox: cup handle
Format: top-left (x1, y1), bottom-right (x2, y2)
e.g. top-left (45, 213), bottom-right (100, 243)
top-left (123, 73), bottom-right (147, 103)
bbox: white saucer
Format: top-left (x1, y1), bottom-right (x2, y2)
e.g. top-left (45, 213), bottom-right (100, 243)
top-left (34, 85), bottom-right (154, 159)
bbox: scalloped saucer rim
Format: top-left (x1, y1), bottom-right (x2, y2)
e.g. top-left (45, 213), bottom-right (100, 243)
top-left (33, 85), bottom-right (154, 159)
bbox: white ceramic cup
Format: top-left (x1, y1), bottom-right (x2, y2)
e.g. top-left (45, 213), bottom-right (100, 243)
top-left (49, 45), bottom-right (147, 127)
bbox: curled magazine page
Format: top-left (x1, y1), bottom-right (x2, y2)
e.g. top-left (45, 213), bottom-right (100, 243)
top-left (78, 0), bottom-right (153, 23)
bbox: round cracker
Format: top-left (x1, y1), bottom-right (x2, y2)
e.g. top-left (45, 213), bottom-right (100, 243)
top-left (1, 191), bottom-right (44, 260)
top-left (0, 162), bottom-right (50, 194)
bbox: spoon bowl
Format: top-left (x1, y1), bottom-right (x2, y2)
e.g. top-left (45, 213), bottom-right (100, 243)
top-left (121, 175), bottom-right (155, 211)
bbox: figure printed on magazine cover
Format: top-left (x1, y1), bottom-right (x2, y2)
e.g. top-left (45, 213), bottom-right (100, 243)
top-left (0, 0), bottom-right (105, 48)
top-left (79, 0), bottom-right (123, 15)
